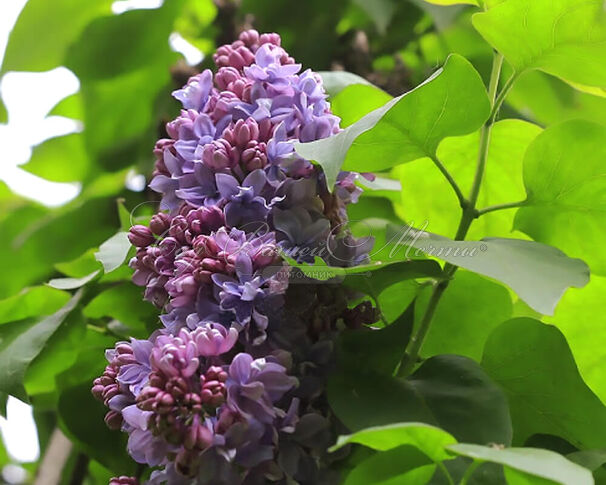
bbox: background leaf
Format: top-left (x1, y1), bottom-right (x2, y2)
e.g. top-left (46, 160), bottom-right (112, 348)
top-left (393, 119), bottom-right (542, 239)
top-left (1, 0), bottom-right (111, 73)
top-left (0, 291), bottom-right (82, 400)
top-left (515, 120), bottom-right (606, 275)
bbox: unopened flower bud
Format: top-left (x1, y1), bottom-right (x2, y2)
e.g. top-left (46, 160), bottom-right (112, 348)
top-left (128, 225), bottom-right (155, 248)
top-left (149, 213), bottom-right (171, 236)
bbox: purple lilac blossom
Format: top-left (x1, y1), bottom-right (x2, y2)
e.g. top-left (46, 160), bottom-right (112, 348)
top-left (95, 30), bottom-right (379, 485)
top-left (96, 326), bottom-right (297, 479)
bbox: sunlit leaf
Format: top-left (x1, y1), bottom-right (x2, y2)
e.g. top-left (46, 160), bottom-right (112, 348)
top-left (423, 0), bottom-right (479, 5)
top-left (296, 54), bottom-right (490, 187)
top-left (473, 0), bottom-right (606, 89)
top-left (394, 119), bottom-right (542, 239)
top-left (547, 276), bottom-right (606, 404)
top-left (515, 120), bottom-right (606, 275)
top-left (331, 84), bottom-right (393, 127)
top-left (331, 422), bottom-right (456, 461)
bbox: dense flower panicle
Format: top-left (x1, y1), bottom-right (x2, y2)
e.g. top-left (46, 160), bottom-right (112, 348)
top-left (96, 29), bottom-right (379, 484)
top-left (95, 327), bottom-right (298, 479)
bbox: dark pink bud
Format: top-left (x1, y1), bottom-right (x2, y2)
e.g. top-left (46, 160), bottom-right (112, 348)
top-left (239, 29), bottom-right (260, 48)
top-left (169, 216), bottom-right (189, 244)
top-left (109, 477), bottom-right (138, 485)
top-left (104, 410), bottom-right (123, 430)
top-left (149, 213), bottom-right (171, 236)
top-left (215, 67), bottom-right (241, 90)
top-left (128, 225), bottom-right (155, 248)
top-left (91, 383), bottom-right (105, 402)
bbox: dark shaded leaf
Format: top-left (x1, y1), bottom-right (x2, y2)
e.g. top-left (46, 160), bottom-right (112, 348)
top-left (482, 318), bottom-right (606, 449)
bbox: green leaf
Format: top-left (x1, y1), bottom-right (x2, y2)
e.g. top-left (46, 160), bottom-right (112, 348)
top-left (331, 422), bottom-right (456, 461)
top-left (48, 270), bottom-right (100, 290)
top-left (331, 84), bottom-right (393, 127)
top-left (83, 283), bottom-right (158, 337)
top-left (0, 286), bottom-right (70, 325)
top-left (399, 229), bottom-right (589, 315)
top-left (23, 134), bottom-right (91, 183)
top-left (337, 300), bottom-right (415, 375)
top-left (329, 354), bottom-right (512, 445)
top-left (95, 232), bottom-right (131, 273)
top-left (0, 291), bottom-right (82, 400)
top-left (421, 271), bottom-right (513, 361)
top-left (344, 447), bottom-right (436, 485)
top-left (567, 449), bottom-right (606, 472)
top-left (393, 119), bottom-right (542, 239)
top-left (448, 444), bottom-right (594, 485)
top-left (482, 318), bottom-right (606, 449)
top-left (547, 276), bottom-right (606, 403)
top-left (296, 54), bottom-right (490, 187)
top-left (24, 309), bottom-right (85, 396)
top-left (1, 0), bottom-right (111, 73)
top-left (472, 0), bottom-right (606, 89)
top-left (65, 1), bottom-right (183, 80)
top-left (515, 120), bottom-right (606, 275)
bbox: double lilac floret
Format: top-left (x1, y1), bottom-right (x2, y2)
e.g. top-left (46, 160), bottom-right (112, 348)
top-left (94, 326), bottom-right (296, 478)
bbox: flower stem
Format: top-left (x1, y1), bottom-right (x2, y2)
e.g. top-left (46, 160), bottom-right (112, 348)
top-left (399, 52), bottom-right (505, 377)
top-left (477, 199), bottom-right (526, 216)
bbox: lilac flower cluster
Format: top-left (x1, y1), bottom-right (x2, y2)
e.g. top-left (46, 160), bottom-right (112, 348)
top-left (93, 326), bottom-right (297, 480)
top-left (95, 30), bottom-right (377, 484)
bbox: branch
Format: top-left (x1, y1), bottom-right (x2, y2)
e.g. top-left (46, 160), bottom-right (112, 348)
top-left (35, 428), bottom-right (72, 485)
